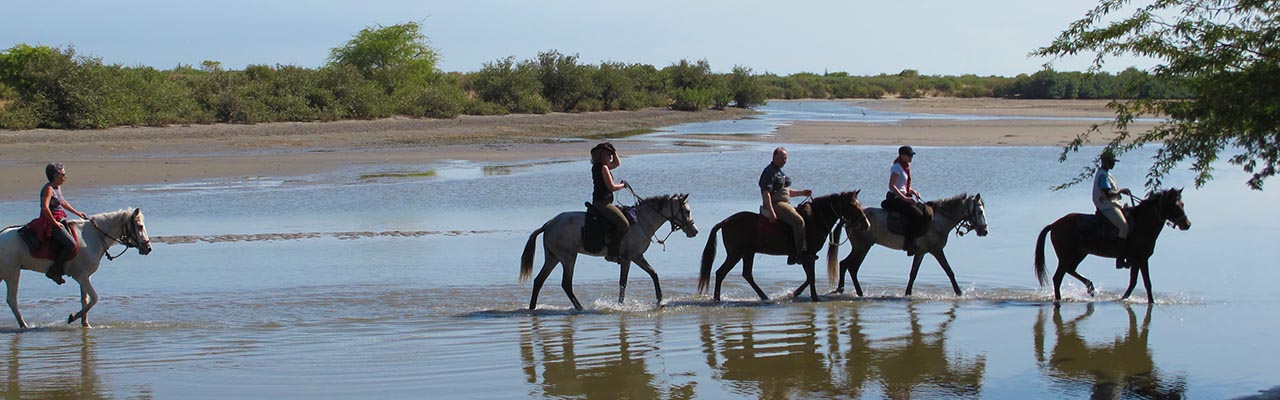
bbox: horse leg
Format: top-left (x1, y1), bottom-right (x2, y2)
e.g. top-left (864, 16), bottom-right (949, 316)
top-left (1138, 259), bottom-right (1154, 303)
top-left (713, 254), bottom-right (743, 302)
top-left (932, 249), bottom-right (963, 296)
top-left (1052, 255), bottom-right (1085, 302)
top-left (5, 274), bottom-right (27, 329)
top-left (832, 245), bottom-right (870, 296)
top-left (559, 258), bottom-right (583, 311)
top-left (905, 254), bottom-right (926, 296)
top-left (68, 276), bottom-right (98, 328)
top-left (529, 253), bottom-right (560, 310)
top-left (1121, 261), bottom-right (1141, 300)
top-left (740, 254), bottom-right (768, 301)
top-left (1066, 270), bottom-right (1096, 297)
top-left (797, 261), bottom-right (819, 302)
top-left (632, 255), bottom-right (662, 306)
top-left (618, 260), bottom-right (631, 304)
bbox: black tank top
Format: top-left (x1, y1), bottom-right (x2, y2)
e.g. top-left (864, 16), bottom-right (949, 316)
top-left (592, 163), bottom-right (613, 204)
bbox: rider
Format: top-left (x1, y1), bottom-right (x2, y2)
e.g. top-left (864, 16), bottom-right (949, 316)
top-left (760, 147), bottom-right (813, 264)
top-left (883, 145), bottom-right (927, 256)
top-left (39, 162), bottom-right (89, 285)
top-left (591, 142), bottom-right (629, 263)
top-left (1094, 150), bottom-right (1133, 269)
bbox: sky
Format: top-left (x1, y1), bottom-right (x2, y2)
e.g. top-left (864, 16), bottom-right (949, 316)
top-left (1, 0), bottom-right (1157, 76)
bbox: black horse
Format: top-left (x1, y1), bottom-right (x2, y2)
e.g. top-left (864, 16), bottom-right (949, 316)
top-left (1034, 188), bottom-right (1191, 302)
top-left (698, 191), bottom-right (870, 303)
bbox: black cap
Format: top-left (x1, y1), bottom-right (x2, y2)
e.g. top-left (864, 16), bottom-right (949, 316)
top-left (898, 145), bottom-right (916, 156)
top-left (1100, 149), bottom-right (1117, 162)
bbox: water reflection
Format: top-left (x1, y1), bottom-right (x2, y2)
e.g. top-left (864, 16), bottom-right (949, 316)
top-left (1035, 304), bottom-right (1187, 399)
top-left (699, 303), bottom-right (985, 399)
top-left (3, 331), bottom-right (109, 400)
top-left (519, 316), bottom-right (687, 399)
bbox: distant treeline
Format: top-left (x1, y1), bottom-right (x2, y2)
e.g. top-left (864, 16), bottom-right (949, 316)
top-left (0, 22), bottom-right (1189, 130)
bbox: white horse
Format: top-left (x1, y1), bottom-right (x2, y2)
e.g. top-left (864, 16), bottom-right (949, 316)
top-left (828, 194), bottom-right (988, 297)
top-left (0, 208), bottom-right (152, 329)
top-left (520, 194), bottom-right (697, 310)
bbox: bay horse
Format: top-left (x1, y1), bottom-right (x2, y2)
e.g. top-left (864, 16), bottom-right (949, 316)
top-left (1034, 188), bottom-right (1191, 302)
top-left (0, 208), bottom-right (153, 329)
top-left (698, 191), bottom-right (869, 303)
top-left (520, 194), bottom-right (697, 310)
top-left (828, 193), bottom-right (988, 297)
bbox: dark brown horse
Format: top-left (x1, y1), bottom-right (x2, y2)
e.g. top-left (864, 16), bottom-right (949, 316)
top-left (698, 191), bottom-right (870, 303)
top-left (1035, 188), bottom-right (1191, 303)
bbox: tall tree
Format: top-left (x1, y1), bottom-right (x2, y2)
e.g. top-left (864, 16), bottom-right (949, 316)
top-left (1036, 0), bottom-right (1279, 190)
top-left (328, 22), bottom-right (441, 92)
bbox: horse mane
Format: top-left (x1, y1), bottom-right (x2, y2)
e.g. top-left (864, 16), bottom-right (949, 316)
top-left (639, 194), bottom-right (673, 205)
top-left (930, 193), bottom-right (970, 216)
top-left (89, 208), bottom-right (137, 224)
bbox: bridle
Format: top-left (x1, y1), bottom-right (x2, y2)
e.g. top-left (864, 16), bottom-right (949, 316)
top-left (625, 185), bottom-right (694, 249)
top-left (954, 196), bottom-right (987, 237)
top-left (89, 212), bottom-right (145, 261)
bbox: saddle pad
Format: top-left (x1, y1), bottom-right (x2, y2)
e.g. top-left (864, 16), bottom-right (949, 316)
top-left (21, 221), bottom-right (81, 261)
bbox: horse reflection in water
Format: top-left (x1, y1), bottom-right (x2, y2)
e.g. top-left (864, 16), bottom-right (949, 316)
top-left (518, 316), bottom-right (683, 398)
top-left (1035, 303), bottom-right (1187, 399)
top-left (700, 303), bottom-right (985, 399)
top-left (2, 331), bottom-right (112, 399)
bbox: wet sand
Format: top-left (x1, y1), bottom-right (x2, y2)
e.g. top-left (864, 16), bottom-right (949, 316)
top-left (0, 99), bottom-right (1153, 200)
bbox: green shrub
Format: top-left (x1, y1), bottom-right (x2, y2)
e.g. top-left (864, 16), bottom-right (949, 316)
top-left (671, 88), bottom-right (713, 111)
top-left (462, 98), bottom-right (508, 115)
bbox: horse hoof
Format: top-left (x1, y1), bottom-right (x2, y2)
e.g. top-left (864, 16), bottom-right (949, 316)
top-left (67, 314), bottom-right (75, 324)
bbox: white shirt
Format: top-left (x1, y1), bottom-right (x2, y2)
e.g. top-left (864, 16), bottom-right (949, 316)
top-left (1093, 168), bottom-right (1120, 207)
top-left (890, 163), bottom-right (909, 193)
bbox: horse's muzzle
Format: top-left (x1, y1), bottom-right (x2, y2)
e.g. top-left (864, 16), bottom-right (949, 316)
top-left (684, 225), bottom-right (699, 238)
top-left (976, 227), bottom-right (989, 237)
top-left (1177, 217), bottom-right (1191, 230)
top-left (139, 245), bottom-right (153, 255)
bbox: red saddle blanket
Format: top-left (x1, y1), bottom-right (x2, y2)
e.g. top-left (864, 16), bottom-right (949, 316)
top-left (23, 218), bottom-right (80, 261)
top-left (754, 215), bottom-right (795, 250)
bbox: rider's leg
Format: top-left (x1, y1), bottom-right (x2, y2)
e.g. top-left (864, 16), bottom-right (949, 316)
top-left (599, 203), bottom-right (629, 262)
top-left (1099, 206), bottom-right (1130, 268)
top-left (45, 223), bottom-right (74, 285)
top-left (884, 197), bottom-right (923, 256)
top-left (775, 201), bottom-right (809, 262)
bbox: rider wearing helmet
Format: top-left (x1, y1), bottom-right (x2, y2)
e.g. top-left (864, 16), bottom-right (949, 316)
top-left (591, 143), bottom-right (629, 263)
top-left (1094, 150), bottom-right (1133, 268)
top-left (883, 146), bottom-right (927, 256)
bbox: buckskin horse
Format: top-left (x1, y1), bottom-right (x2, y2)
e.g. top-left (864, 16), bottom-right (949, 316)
top-left (1034, 188), bottom-right (1191, 302)
top-left (698, 191), bottom-right (869, 303)
top-left (520, 194), bottom-right (697, 310)
top-left (0, 208), bottom-right (153, 329)
top-left (827, 193), bottom-right (988, 297)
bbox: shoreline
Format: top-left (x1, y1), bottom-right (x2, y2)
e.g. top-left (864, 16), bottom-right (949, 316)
top-left (0, 99), bottom-right (1149, 201)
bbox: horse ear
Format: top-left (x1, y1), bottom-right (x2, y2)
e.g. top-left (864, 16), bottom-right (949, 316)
top-left (132, 208), bottom-right (141, 218)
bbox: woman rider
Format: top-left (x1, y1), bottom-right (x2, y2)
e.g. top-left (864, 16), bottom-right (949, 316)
top-left (883, 146), bottom-right (927, 256)
top-left (591, 143), bottom-right (629, 263)
top-left (40, 162), bottom-right (89, 285)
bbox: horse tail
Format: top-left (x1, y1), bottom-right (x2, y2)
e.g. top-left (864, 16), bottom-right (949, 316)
top-left (698, 222), bottom-right (723, 294)
top-left (827, 220), bottom-right (844, 287)
top-left (519, 227), bottom-right (545, 284)
top-left (1034, 223), bottom-right (1053, 287)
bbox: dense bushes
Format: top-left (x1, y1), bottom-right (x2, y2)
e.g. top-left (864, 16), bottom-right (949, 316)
top-left (0, 21), bottom-right (1191, 130)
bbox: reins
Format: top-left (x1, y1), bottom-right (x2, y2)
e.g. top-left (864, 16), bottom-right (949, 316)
top-left (89, 215), bottom-right (138, 261)
top-left (621, 183), bottom-right (688, 251)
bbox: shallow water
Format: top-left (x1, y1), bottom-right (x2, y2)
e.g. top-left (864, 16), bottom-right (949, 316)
top-left (2, 103), bottom-right (1278, 399)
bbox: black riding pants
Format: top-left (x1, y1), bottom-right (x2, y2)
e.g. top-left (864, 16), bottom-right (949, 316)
top-left (883, 194), bottom-right (927, 239)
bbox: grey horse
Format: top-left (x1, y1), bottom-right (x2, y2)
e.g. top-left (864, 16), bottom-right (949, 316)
top-left (828, 194), bottom-right (988, 297)
top-left (520, 194), bottom-right (697, 310)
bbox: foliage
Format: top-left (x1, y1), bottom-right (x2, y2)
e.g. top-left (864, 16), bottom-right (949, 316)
top-left (1035, 0), bottom-right (1280, 190)
top-left (728, 66), bottom-right (767, 108)
top-left (327, 22), bottom-right (442, 92)
top-left (534, 50), bottom-right (597, 112)
top-left (467, 57), bottom-right (551, 114)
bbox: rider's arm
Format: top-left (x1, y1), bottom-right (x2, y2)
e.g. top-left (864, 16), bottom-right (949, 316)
top-left (787, 188), bottom-right (812, 197)
top-left (601, 164), bottom-right (625, 192)
top-left (761, 190), bottom-right (777, 221)
top-left (60, 199), bottom-right (87, 219)
top-left (889, 173), bottom-right (912, 201)
top-left (606, 152), bottom-right (620, 169)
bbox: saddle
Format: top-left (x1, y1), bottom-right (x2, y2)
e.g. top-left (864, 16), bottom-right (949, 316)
top-left (1082, 207), bottom-right (1133, 242)
top-left (582, 203), bottom-right (638, 253)
top-left (752, 202), bottom-right (813, 251)
top-left (17, 218), bottom-right (81, 261)
top-left (879, 201), bottom-right (935, 236)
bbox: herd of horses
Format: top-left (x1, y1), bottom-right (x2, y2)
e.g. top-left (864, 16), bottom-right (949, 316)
top-left (521, 188), bottom-right (1190, 311)
top-left (0, 187), bottom-right (1189, 328)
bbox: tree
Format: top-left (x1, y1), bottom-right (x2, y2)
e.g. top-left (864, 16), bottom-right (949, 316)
top-left (728, 66), bottom-right (767, 108)
top-left (1036, 0), bottom-right (1280, 190)
top-left (328, 22), bottom-right (441, 92)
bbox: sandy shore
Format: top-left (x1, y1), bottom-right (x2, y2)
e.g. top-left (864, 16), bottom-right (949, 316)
top-left (0, 99), bottom-right (1150, 201)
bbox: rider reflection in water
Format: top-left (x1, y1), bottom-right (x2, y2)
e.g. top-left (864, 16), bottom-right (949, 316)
top-left (590, 142), bottom-right (628, 263)
top-left (38, 162), bottom-right (90, 285)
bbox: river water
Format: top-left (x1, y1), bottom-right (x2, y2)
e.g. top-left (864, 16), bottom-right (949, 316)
top-left (2, 101), bottom-right (1276, 399)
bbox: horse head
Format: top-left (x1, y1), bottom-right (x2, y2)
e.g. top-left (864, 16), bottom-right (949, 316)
top-left (969, 194), bottom-right (989, 237)
top-left (1153, 188), bottom-right (1191, 231)
top-left (826, 190), bottom-right (870, 232)
top-left (661, 193), bottom-right (698, 238)
top-left (125, 208), bottom-right (153, 255)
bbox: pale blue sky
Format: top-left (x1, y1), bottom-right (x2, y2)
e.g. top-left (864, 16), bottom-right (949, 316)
top-left (1, 0), bottom-right (1154, 76)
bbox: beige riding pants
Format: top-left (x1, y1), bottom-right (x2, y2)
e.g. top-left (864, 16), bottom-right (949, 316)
top-left (1097, 204), bottom-right (1129, 239)
top-left (774, 201), bottom-right (807, 252)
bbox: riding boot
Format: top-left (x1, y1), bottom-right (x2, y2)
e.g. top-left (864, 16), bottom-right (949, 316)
top-left (904, 236), bottom-right (918, 257)
top-left (1114, 237), bottom-right (1130, 269)
top-left (46, 252), bottom-right (68, 286)
top-left (605, 237), bottom-right (622, 263)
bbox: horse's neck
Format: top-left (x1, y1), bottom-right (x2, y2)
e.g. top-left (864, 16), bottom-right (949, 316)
top-left (931, 199), bottom-right (968, 230)
top-left (634, 199), bottom-right (671, 237)
top-left (805, 200), bottom-right (836, 230)
top-left (1130, 201), bottom-right (1166, 238)
top-left (88, 212), bottom-right (125, 244)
